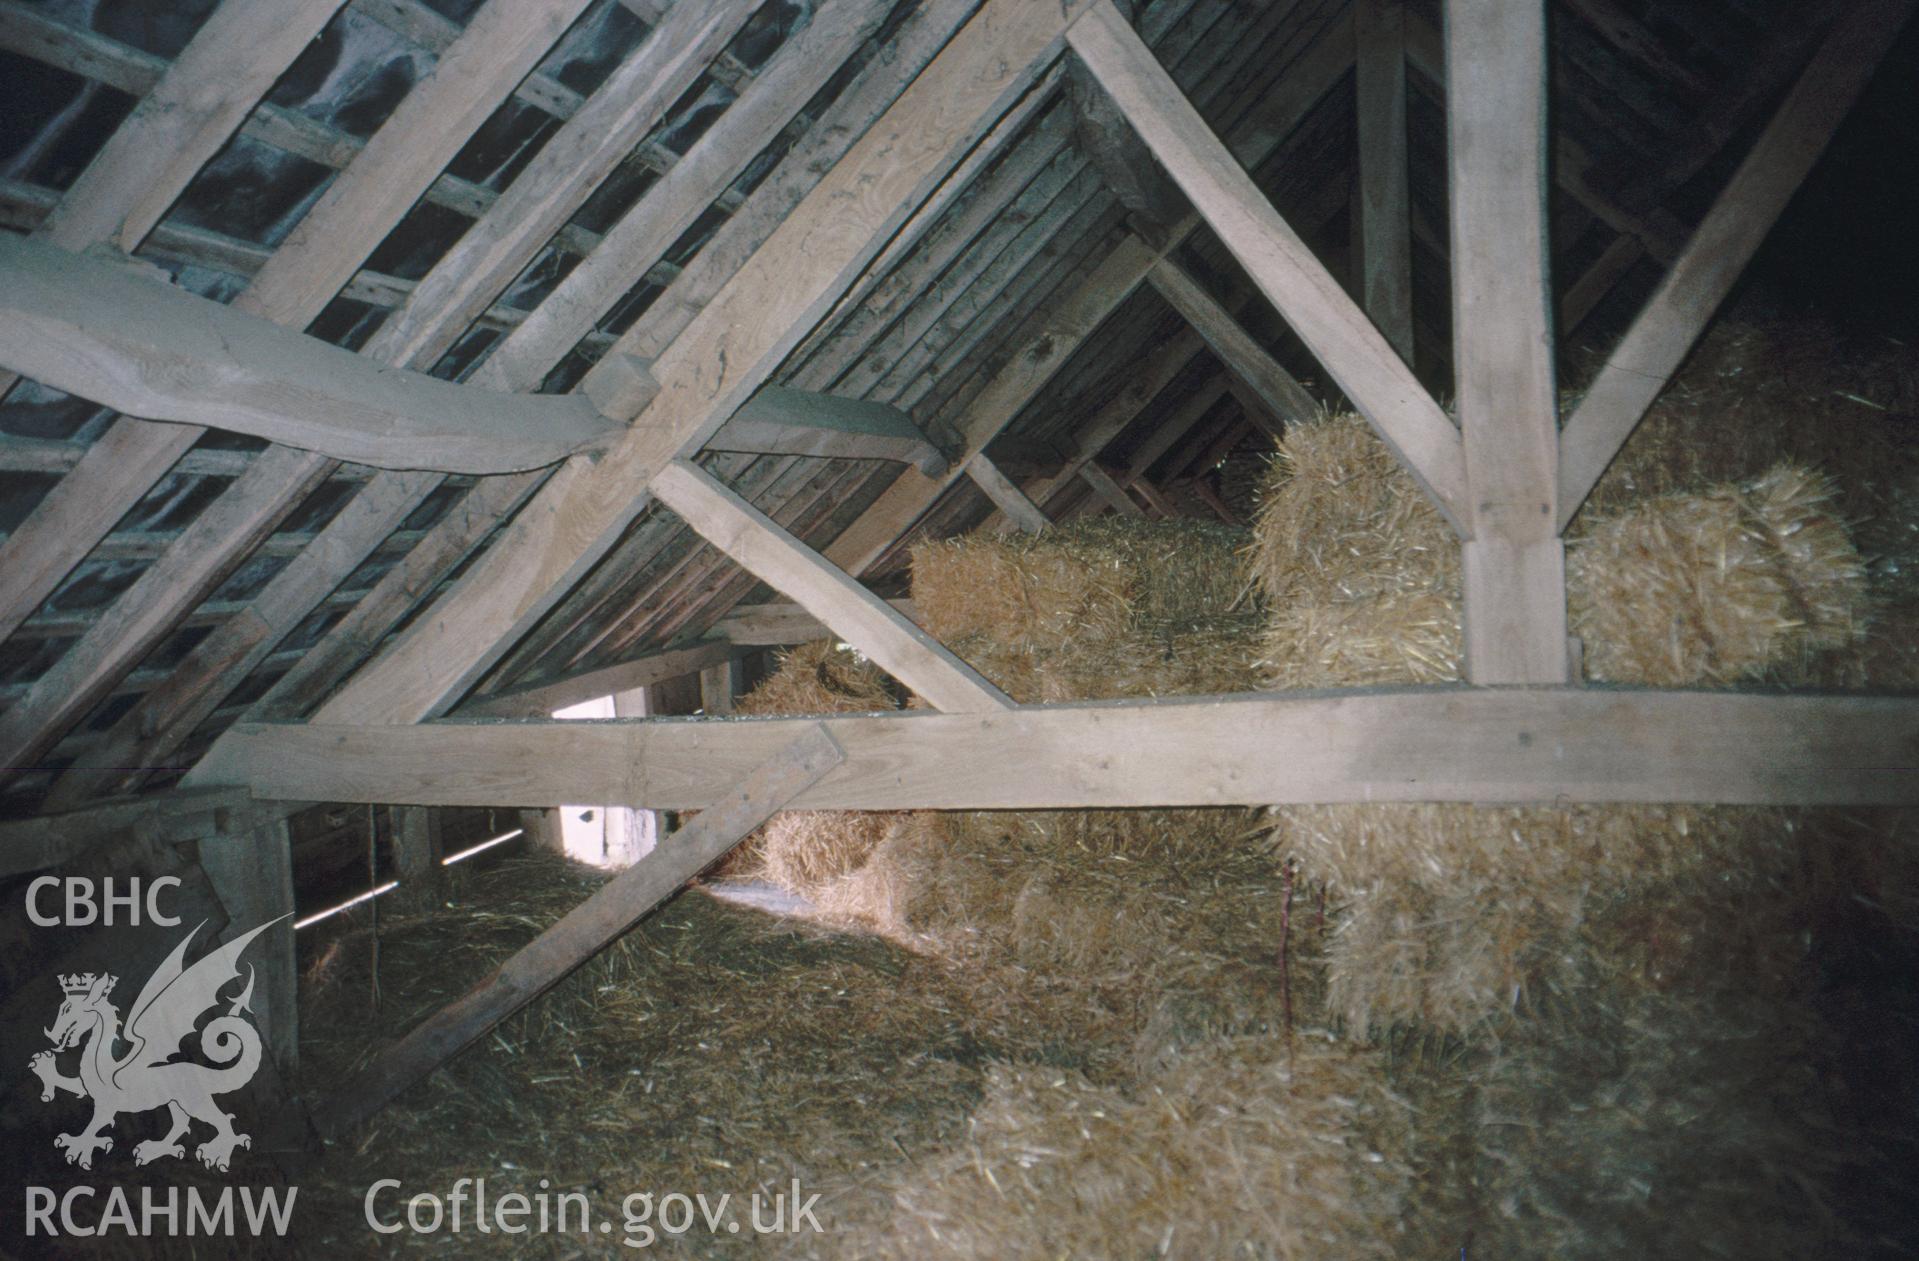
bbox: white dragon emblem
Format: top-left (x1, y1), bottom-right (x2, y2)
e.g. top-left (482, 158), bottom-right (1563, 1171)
top-left (28, 917), bottom-right (283, 1172)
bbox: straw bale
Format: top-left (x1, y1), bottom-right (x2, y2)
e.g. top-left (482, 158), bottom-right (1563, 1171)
top-left (728, 641), bottom-right (904, 890)
top-left (813, 1034), bottom-right (1419, 1261)
top-left (735, 639), bottom-right (900, 716)
top-left (1568, 463), bottom-right (1868, 685)
top-left (1261, 585), bottom-right (1462, 687)
top-left (1246, 412), bottom-right (1457, 607)
top-left (1252, 412), bottom-right (1869, 1037)
top-left (1217, 446), bottom-right (1274, 522)
top-left (1459, 970), bottom-right (1847, 1260)
top-left (1579, 318), bottom-right (1919, 597)
top-left (910, 516), bottom-right (1252, 647)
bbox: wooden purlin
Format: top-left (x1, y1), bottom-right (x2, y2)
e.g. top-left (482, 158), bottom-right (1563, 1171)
top-left (0, 179), bottom-right (618, 358)
top-left (811, 0), bottom-right (1358, 581)
top-left (467, 0), bottom-right (893, 393)
top-left (0, 236), bottom-right (618, 474)
top-left (0, 0), bottom-right (342, 643)
top-left (68, 0), bottom-right (881, 791)
top-left (1068, 1), bottom-right (1468, 530)
top-left (915, 83), bottom-right (1358, 542)
top-left (28, 0), bottom-right (791, 800)
top-left (586, 222), bottom-right (1126, 667)
top-left (360, 0), bottom-right (763, 372)
top-left (455, 91), bottom-right (1114, 688)
top-left (535, 0), bottom-right (1304, 661)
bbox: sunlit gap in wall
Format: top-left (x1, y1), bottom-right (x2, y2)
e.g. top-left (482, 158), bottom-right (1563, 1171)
top-left (550, 692), bottom-right (659, 869)
top-left (292, 827), bottom-right (526, 930)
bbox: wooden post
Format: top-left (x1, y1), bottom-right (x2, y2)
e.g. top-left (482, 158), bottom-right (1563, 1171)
top-left (394, 807), bottom-right (443, 882)
top-left (197, 818), bottom-right (298, 1075)
top-left (310, 725), bottom-right (845, 1137)
top-left (699, 658), bottom-right (745, 716)
top-left (1079, 462), bottom-right (1147, 516)
top-left (519, 809), bottom-right (565, 857)
top-left (1447, 0), bottom-right (1569, 684)
top-left (964, 453), bottom-right (1052, 533)
top-left (1354, 0), bottom-right (1414, 363)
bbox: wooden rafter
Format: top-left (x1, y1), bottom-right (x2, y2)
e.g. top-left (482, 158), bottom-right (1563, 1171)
top-left (584, 0), bottom-right (1350, 638)
top-left (0, 445), bottom-right (335, 780)
top-left (650, 460), bottom-right (1013, 713)
top-left (190, 689), bottom-right (1919, 810)
top-left (233, 0), bottom-right (989, 727)
top-left (470, 0), bottom-right (893, 394)
top-left (362, 0), bottom-right (760, 372)
top-left (1067, 0), bottom-right (1468, 531)
top-left (1557, 0), bottom-right (1916, 528)
top-left (0, 0), bottom-right (604, 779)
top-left (29, 0), bottom-right (344, 255)
top-left (307, 0), bottom-right (1097, 727)
top-left (32, 0), bottom-right (889, 795)
top-left (825, 4), bottom-right (1358, 572)
top-left (1145, 257), bottom-right (1318, 427)
top-left (0, 0), bottom-right (599, 647)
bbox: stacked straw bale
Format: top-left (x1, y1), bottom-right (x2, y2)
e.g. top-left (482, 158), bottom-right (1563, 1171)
top-left (1253, 412), bottom-right (1870, 1035)
top-left (820, 1034), bottom-right (1419, 1260)
top-left (738, 521), bottom-right (1430, 1256)
top-left (1250, 384), bottom-right (1898, 1253)
top-left (727, 641), bottom-right (905, 895)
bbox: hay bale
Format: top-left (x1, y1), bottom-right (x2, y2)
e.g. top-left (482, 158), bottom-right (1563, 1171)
top-left (1579, 318), bottom-right (1919, 598)
top-left (910, 517), bottom-right (1253, 646)
top-left (1251, 411), bottom-right (1871, 1035)
top-left (1568, 463), bottom-right (1868, 685)
top-left (1458, 963), bottom-right (1847, 1260)
top-left (819, 1034), bottom-right (1420, 1261)
top-left (736, 639), bottom-right (900, 716)
top-left (1297, 805), bottom-right (1800, 1036)
top-left (1247, 412), bottom-right (1457, 607)
top-left (1245, 359), bottom-right (1909, 1257)
top-left (730, 641), bottom-right (904, 890)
